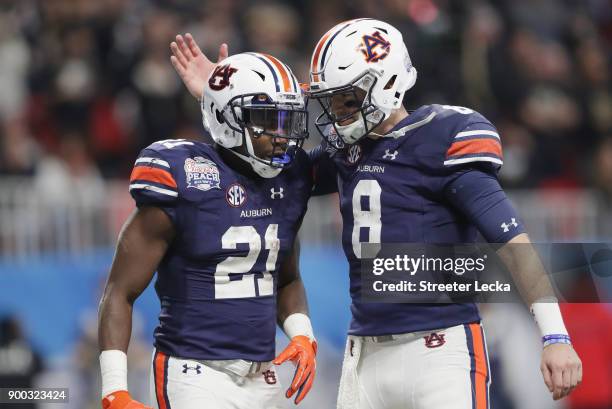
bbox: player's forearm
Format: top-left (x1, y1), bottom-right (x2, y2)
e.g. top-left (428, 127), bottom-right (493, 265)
top-left (98, 284), bottom-right (134, 353)
top-left (276, 277), bottom-right (309, 325)
top-left (496, 233), bottom-right (556, 306)
top-left (497, 233), bottom-right (571, 341)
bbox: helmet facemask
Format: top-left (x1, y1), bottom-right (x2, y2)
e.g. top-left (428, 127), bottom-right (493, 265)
top-left (310, 71), bottom-right (386, 149)
top-left (224, 93), bottom-right (309, 176)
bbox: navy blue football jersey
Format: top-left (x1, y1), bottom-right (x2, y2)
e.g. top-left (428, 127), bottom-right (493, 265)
top-left (312, 104), bottom-right (521, 336)
top-left (129, 139), bottom-right (312, 361)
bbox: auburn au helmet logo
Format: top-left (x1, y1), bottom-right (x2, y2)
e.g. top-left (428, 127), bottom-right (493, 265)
top-left (360, 31), bottom-right (391, 63)
top-left (208, 64), bottom-right (238, 91)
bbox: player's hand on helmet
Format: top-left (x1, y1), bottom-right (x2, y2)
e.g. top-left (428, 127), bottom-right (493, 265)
top-left (273, 335), bottom-right (317, 404)
top-left (170, 33), bottom-right (228, 100)
top-left (102, 390), bottom-right (152, 409)
top-left (540, 343), bottom-right (582, 400)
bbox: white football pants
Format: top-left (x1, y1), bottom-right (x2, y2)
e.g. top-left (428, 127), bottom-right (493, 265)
top-left (337, 322), bottom-right (491, 409)
top-left (149, 350), bottom-right (286, 409)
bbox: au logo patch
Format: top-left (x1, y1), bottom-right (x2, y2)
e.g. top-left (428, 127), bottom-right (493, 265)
top-left (263, 370), bottom-right (277, 385)
top-left (185, 157), bottom-right (221, 191)
top-left (424, 332), bottom-right (446, 348)
top-left (208, 64), bottom-right (238, 91)
top-left (360, 31), bottom-right (391, 63)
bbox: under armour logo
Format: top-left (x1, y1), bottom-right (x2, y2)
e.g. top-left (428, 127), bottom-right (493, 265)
top-left (501, 218), bottom-right (518, 233)
top-left (424, 332), bottom-right (446, 348)
top-left (270, 187), bottom-right (284, 199)
top-left (383, 149), bottom-right (398, 160)
top-left (182, 364), bottom-right (202, 374)
top-left (263, 370), bottom-right (277, 385)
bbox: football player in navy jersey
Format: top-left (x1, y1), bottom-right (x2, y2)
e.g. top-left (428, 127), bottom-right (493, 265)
top-left (170, 22), bottom-right (582, 408)
top-left (305, 19), bottom-right (582, 409)
top-left (98, 47), bottom-right (317, 409)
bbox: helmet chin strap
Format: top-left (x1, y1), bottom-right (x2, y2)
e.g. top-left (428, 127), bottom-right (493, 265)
top-left (225, 128), bottom-right (282, 178)
top-left (227, 149), bottom-right (282, 178)
top-left (335, 120), bottom-right (366, 144)
top-left (335, 107), bottom-right (386, 144)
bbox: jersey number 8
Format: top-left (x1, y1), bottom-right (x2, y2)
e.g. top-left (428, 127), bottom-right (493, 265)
top-left (352, 180), bottom-right (382, 259)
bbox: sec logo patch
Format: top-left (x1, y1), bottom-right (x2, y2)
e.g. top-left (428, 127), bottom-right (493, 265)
top-left (346, 144), bottom-right (362, 165)
top-left (226, 183), bottom-right (247, 207)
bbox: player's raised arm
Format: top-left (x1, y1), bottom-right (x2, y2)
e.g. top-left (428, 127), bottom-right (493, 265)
top-left (273, 238), bottom-right (317, 405)
top-left (170, 33), bottom-right (228, 100)
top-left (98, 207), bottom-right (175, 409)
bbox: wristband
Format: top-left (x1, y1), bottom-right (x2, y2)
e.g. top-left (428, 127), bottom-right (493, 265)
top-left (282, 313), bottom-right (315, 341)
top-left (542, 334), bottom-right (571, 347)
top-left (530, 297), bottom-right (568, 337)
top-left (100, 350), bottom-right (128, 397)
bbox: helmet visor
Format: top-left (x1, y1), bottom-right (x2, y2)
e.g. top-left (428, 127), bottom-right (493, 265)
top-left (244, 107), bottom-right (308, 139)
top-left (228, 93), bottom-right (309, 168)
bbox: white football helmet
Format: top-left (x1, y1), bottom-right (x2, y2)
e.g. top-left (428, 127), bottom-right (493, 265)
top-left (201, 52), bottom-right (308, 178)
top-left (308, 19), bottom-right (417, 148)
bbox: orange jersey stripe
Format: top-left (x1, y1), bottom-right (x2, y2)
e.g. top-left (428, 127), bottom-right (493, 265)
top-left (154, 351), bottom-right (168, 409)
top-left (469, 323), bottom-right (488, 409)
top-left (263, 54), bottom-right (292, 92)
top-left (130, 166), bottom-right (177, 188)
top-left (447, 138), bottom-right (502, 158)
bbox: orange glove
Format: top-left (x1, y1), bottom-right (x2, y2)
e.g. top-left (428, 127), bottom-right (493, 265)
top-left (102, 390), bottom-right (152, 409)
top-left (273, 335), bottom-right (317, 404)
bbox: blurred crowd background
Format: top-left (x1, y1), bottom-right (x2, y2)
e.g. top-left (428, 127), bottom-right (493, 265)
top-left (0, 0), bottom-right (611, 408)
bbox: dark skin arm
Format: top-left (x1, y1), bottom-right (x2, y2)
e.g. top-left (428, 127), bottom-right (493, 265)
top-left (276, 238), bottom-right (309, 325)
top-left (98, 207), bottom-right (176, 352)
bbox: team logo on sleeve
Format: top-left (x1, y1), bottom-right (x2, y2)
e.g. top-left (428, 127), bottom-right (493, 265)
top-left (360, 31), bottom-right (391, 63)
top-left (346, 145), bottom-right (362, 165)
top-left (184, 157), bottom-right (221, 191)
top-left (226, 183), bottom-right (247, 207)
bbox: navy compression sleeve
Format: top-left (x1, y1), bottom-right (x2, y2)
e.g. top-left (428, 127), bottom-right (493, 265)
top-left (444, 170), bottom-right (525, 243)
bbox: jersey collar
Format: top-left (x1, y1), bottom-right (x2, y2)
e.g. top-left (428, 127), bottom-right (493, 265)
top-left (383, 105), bottom-right (436, 139)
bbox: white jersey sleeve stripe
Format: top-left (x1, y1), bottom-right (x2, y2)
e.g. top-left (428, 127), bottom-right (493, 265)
top-left (454, 130), bottom-right (500, 140)
top-left (129, 183), bottom-right (178, 197)
top-left (443, 156), bottom-right (503, 166)
top-left (135, 157), bottom-right (171, 168)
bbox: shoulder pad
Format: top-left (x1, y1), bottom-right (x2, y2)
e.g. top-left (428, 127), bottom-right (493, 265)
top-left (129, 139), bottom-right (197, 206)
top-left (429, 105), bottom-right (503, 170)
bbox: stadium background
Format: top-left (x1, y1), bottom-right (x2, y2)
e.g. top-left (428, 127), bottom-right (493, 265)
top-left (0, 0), bottom-right (611, 408)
